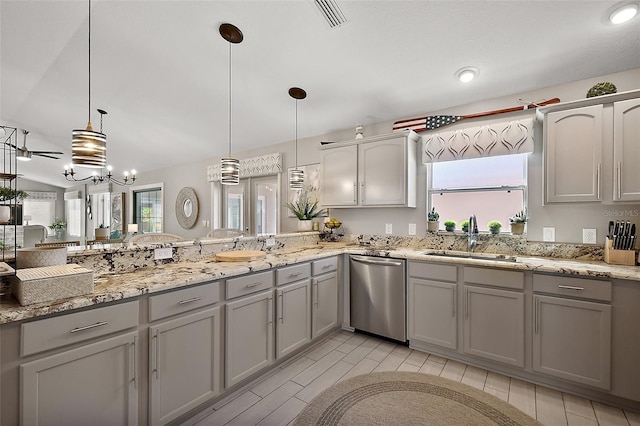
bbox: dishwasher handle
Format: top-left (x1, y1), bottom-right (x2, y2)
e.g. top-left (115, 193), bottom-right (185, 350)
top-left (351, 256), bottom-right (403, 267)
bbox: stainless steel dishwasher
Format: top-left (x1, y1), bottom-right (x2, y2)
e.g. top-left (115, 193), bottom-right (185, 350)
top-left (349, 255), bottom-right (406, 342)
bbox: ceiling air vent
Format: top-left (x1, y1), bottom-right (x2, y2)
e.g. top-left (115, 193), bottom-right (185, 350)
top-left (312, 0), bottom-right (347, 28)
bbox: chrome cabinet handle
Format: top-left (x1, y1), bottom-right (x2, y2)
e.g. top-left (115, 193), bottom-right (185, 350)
top-left (152, 332), bottom-right (159, 380)
top-left (178, 296), bottom-right (202, 305)
top-left (278, 292), bottom-right (283, 322)
top-left (351, 257), bottom-right (403, 267)
top-left (465, 289), bottom-right (470, 319)
top-left (361, 182), bottom-right (365, 204)
top-left (558, 285), bottom-right (584, 291)
top-left (245, 282), bottom-right (261, 288)
top-left (534, 298), bottom-right (539, 334)
top-left (267, 296), bottom-right (273, 325)
top-left (617, 162), bottom-right (622, 199)
top-left (70, 321), bottom-right (108, 333)
top-left (452, 287), bottom-right (456, 317)
top-left (321, 264), bottom-right (332, 269)
top-left (353, 182), bottom-right (357, 204)
top-left (131, 336), bottom-right (137, 390)
top-left (313, 280), bottom-right (319, 306)
top-left (288, 272), bottom-right (303, 278)
top-left (596, 163), bottom-right (601, 200)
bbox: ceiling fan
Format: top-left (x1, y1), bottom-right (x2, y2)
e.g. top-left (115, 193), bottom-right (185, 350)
top-left (5, 130), bottom-right (64, 161)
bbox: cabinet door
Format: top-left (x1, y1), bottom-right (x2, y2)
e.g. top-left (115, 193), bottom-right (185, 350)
top-left (312, 272), bottom-right (338, 337)
top-left (533, 295), bottom-right (611, 390)
top-left (149, 307), bottom-right (221, 426)
top-left (613, 98), bottom-right (640, 201)
top-left (463, 285), bottom-right (524, 367)
top-left (545, 104), bottom-right (603, 202)
top-left (408, 278), bottom-right (457, 350)
top-left (320, 145), bottom-right (358, 206)
top-left (276, 280), bottom-right (311, 359)
top-left (21, 332), bottom-right (138, 426)
top-left (359, 137), bottom-right (408, 206)
top-left (226, 290), bottom-right (274, 387)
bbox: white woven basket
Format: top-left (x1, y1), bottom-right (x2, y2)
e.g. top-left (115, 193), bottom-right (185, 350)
top-left (11, 264), bottom-right (93, 306)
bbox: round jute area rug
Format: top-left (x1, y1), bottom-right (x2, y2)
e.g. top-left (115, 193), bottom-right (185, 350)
top-left (295, 372), bottom-right (540, 426)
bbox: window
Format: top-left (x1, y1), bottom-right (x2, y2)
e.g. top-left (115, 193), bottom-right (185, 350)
top-left (133, 186), bottom-right (163, 233)
top-left (428, 154), bottom-right (527, 232)
top-left (222, 176), bottom-right (278, 235)
top-left (23, 192), bottom-right (56, 235)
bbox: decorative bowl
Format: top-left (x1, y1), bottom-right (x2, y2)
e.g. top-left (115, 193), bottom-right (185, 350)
top-left (16, 247), bottom-right (68, 269)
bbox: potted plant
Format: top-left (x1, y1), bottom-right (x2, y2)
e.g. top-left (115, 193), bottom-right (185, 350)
top-left (285, 192), bottom-right (327, 232)
top-left (427, 207), bottom-right (439, 232)
top-left (509, 209), bottom-right (528, 235)
top-left (0, 187), bottom-right (28, 224)
top-left (49, 218), bottom-right (66, 240)
top-left (444, 220), bottom-right (456, 232)
top-left (460, 219), bottom-right (470, 233)
top-left (95, 223), bottom-right (110, 241)
top-left (488, 220), bottom-right (502, 235)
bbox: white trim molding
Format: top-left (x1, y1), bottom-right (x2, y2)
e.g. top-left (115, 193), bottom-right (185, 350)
top-left (207, 153), bottom-right (283, 182)
top-left (422, 118), bottom-right (534, 163)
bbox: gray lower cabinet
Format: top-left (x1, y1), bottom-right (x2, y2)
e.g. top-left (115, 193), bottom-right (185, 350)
top-left (225, 290), bottom-right (274, 387)
top-left (408, 278), bottom-right (457, 349)
top-left (149, 307), bottom-right (221, 425)
top-left (21, 331), bottom-right (138, 426)
top-left (532, 273), bottom-right (612, 390)
top-left (312, 272), bottom-right (338, 338)
top-left (463, 285), bottom-right (525, 367)
top-left (276, 280), bottom-right (312, 359)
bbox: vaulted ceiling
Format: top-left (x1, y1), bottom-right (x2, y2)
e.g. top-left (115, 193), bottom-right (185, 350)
top-left (1, 1), bottom-right (639, 187)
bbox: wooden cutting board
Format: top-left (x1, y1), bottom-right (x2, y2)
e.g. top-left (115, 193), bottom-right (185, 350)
top-left (215, 250), bottom-right (266, 262)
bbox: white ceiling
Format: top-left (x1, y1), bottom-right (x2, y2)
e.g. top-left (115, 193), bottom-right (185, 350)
top-left (1, 0), bottom-right (639, 188)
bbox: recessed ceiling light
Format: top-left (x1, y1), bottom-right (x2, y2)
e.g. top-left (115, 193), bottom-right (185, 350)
top-left (455, 66), bottom-right (479, 83)
top-left (608, 1), bottom-right (639, 24)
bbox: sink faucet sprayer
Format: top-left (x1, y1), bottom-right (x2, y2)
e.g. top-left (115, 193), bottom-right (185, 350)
top-left (469, 214), bottom-right (479, 252)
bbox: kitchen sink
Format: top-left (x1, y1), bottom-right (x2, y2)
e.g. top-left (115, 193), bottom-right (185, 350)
top-left (424, 251), bottom-right (519, 263)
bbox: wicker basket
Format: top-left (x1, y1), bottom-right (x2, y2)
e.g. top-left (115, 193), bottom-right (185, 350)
top-left (10, 264), bottom-right (93, 306)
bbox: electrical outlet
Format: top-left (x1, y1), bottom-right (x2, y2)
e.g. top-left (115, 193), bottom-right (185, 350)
top-left (385, 224), bottom-right (393, 234)
top-left (266, 238), bottom-right (276, 247)
top-left (543, 227), bottom-right (556, 242)
top-left (583, 228), bottom-right (597, 244)
top-left (154, 247), bottom-right (173, 260)
top-left (408, 223), bottom-right (416, 235)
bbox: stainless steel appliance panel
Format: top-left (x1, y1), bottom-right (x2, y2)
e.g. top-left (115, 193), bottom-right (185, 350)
top-left (349, 255), bottom-right (406, 342)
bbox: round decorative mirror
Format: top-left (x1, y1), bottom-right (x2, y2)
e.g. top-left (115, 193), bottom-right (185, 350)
top-left (175, 187), bottom-right (198, 229)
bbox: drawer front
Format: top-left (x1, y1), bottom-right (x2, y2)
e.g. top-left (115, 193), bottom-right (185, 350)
top-left (22, 300), bottom-right (139, 357)
top-left (226, 270), bottom-right (274, 299)
top-left (276, 263), bottom-right (311, 286)
top-left (409, 261), bottom-right (457, 282)
top-left (533, 273), bottom-right (612, 302)
top-left (149, 281), bottom-right (220, 322)
top-left (312, 257), bottom-right (338, 276)
top-left (464, 266), bottom-right (524, 290)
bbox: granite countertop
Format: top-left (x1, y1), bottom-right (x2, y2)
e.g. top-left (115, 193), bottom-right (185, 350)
top-left (2, 246), bottom-right (639, 325)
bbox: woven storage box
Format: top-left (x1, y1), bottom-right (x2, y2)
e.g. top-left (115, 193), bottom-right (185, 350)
top-left (11, 264), bottom-right (94, 306)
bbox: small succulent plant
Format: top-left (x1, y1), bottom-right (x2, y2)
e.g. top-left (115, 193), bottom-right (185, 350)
top-left (487, 220), bottom-right (502, 234)
top-left (444, 220), bottom-right (456, 231)
top-left (460, 220), bottom-right (470, 232)
top-left (509, 209), bottom-right (528, 224)
top-left (428, 207), bottom-right (439, 222)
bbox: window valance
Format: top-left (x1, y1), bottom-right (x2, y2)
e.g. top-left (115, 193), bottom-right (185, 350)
top-left (207, 153), bottom-right (282, 182)
top-left (422, 118), bottom-right (534, 163)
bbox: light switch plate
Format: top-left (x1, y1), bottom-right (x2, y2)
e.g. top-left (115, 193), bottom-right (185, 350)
top-left (583, 228), bottom-right (597, 244)
top-left (266, 238), bottom-right (276, 247)
top-left (154, 247), bottom-right (173, 260)
top-left (408, 223), bottom-right (416, 235)
top-left (385, 224), bottom-right (392, 234)
top-left (543, 227), bottom-right (555, 242)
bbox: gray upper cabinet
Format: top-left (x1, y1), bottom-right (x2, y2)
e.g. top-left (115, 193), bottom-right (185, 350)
top-left (544, 104), bottom-right (604, 203)
top-left (320, 131), bottom-right (419, 208)
top-left (613, 98), bottom-right (640, 201)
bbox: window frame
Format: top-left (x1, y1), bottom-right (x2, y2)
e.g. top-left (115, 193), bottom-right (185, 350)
top-left (129, 183), bottom-right (164, 234)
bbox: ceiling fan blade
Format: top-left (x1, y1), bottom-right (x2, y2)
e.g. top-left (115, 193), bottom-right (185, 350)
top-left (4, 141), bottom-right (19, 150)
top-left (33, 153), bottom-right (60, 159)
top-left (31, 150), bottom-right (64, 155)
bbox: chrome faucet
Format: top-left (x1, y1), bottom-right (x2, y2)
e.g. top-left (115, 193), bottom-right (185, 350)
top-left (468, 214), bottom-right (479, 252)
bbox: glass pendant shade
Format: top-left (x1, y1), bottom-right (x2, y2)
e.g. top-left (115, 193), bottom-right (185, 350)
top-left (221, 157), bottom-right (240, 185)
top-left (289, 169), bottom-right (304, 189)
top-left (72, 122), bottom-right (106, 168)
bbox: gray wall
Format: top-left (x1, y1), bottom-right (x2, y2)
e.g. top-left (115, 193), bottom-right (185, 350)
top-left (133, 68), bottom-right (640, 244)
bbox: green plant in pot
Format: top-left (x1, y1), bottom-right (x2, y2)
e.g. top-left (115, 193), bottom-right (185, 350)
top-left (509, 209), bottom-right (528, 235)
top-left (49, 218), bottom-right (66, 240)
top-left (427, 207), bottom-right (439, 232)
top-left (285, 191), bottom-right (326, 232)
top-left (0, 187), bottom-right (28, 224)
top-left (487, 220), bottom-right (502, 235)
top-left (444, 220), bottom-right (456, 232)
top-left (460, 219), bottom-right (470, 233)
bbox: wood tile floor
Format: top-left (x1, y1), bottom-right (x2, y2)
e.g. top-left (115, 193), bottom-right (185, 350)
top-left (186, 330), bottom-right (640, 426)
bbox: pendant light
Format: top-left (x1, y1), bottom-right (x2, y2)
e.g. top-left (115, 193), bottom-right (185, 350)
top-left (220, 23), bottom-right (243, 185)
top-left (71, 0), bottom-right (106, 169)
top-left (288, 87), bottom-right (307, 190)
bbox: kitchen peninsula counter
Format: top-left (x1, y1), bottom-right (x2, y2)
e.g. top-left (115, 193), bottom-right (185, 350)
top-left (2, 244), bottom-right (639, 325)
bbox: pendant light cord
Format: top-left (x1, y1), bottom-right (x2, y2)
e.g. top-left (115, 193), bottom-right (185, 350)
top-left (228, 42), bottom-right (232, 157)
top-left (88, 0), bottom-right (92, 123)
top-left (294, 99), bottom-right (298, 168)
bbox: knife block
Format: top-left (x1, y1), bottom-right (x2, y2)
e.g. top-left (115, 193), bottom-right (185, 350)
top-left (604, 238), bottom-right (636, 266)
